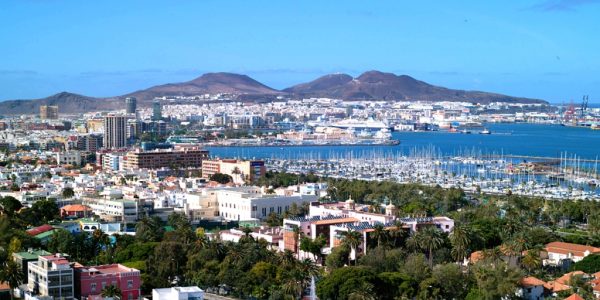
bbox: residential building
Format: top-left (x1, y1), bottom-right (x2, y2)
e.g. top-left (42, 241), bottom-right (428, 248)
top-left (40, 105), bottom-right (59, 120)
top-left (517, 276), bottom-right (546, 300)
top-left (60, 204), bottom-right (92, 219)
top-left (216, 187), bottom-right (317, 221)
top-left (75, 264), bottom-right (141, 300)
top-left (103, 115), bottom-right (127, 149)
top-left (12, 250), bottom-right (52, 278)
top-left (544, 241), bottom-right (600, 266)
top-left (124, 146), bottom-right (208, 170)
top-left (82, 192), bottom-right (141, 223)
top-left (201, 159), bottom-right (266, 183)
top-left (152, 286), bottom-right (204, 300)
top-left (26, 254), bottom-right (74, 300)
top-left (56, 151), bottom-right (82, 166)
top-left (125, 97), bottom-right (137, 114)
top-left (152, 100), bottom-right (162, 121)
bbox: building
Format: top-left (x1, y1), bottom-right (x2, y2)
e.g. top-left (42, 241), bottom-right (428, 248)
top-left (75, 264), bottom-right (141, 300)
top-left (152, 100), bottom-right (162, 121)
top-left (60, 204), bottom-right (92, 219)
top-left (202, 159), bottom-right (266, 183)
top-left (82, 197), bottom-right (140, 223)
top-left (99, 152), bottom-right (126, 171)
top-left (215, 187), bottom-right (318, 221)
top-left (40, 105), bottom-right (59, 120)
top-left (56, 151), bottom-right (82, 166)
top-left (152, 286), bottom-right (204, 300)
top-left (544, 241), bottom-right (600, 266)
top-left (516, 276), bottom-right (546, 300)
top-left (125, 97), bottom-right (137, 114)
top-left (103, 115), bottom-right (127, 149)
top-left (124, 146), bottom-right (208, 170)
top-left (26, 254), bottom-right (74, 299)
top-left (12, 250), bottom-right (52, 279)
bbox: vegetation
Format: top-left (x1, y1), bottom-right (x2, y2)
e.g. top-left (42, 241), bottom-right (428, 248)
top-left (209, 173), bottom-right (233, 184)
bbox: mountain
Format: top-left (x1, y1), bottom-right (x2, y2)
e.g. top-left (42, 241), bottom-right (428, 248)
top-left (284, 70), bottom-right (546, 104)
top-left (0, 71), bottom-right (547, 114)
top-left (124, 72), bottom-right (281, 100)
top-left (0, 92), bottom-right (119, 115)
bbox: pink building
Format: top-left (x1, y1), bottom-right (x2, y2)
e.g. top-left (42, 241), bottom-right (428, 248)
top-left (75, 264), bottom-right (141, 300)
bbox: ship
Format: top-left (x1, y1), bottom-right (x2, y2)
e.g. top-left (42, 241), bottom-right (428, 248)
top-left (329, 118), bottom-right (392, 132)
top-left (479, 128), bottom-right (491, 134)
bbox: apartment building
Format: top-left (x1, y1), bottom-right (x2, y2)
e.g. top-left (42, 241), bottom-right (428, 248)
top-left (26, 254), bottom-right (74, 300)
top-left (125, 146), bottom-right (209, 170)
top-left (75, 264), bottom-right (141, 300)
top-left (201, 159), bottom-right (266, 183)
top-left (216, 187), bottom-right (317, 221)
top-left (56, 150), bottom-right (82, 166)
top-left (82, 194), bottom-right (141, 223)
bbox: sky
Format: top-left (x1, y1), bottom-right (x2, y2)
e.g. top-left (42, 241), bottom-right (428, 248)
top-left (1, 0), bottom-right (600, 103)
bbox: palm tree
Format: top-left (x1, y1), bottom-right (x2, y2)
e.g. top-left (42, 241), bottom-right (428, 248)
top-left (341, 230), bottom-right (362, 265)
top-left (101, 284), bottom-right (122, 298)
top-left (449, 224), bottom-right (471, 263)
top-left (371, 223), bottom-right (389, 249)
top-left (416, 226), bottom-right (445, 268)
top-left (0, 260), bottom-right (24, 300)
top-left (521, 248), bottom-right (542, 274)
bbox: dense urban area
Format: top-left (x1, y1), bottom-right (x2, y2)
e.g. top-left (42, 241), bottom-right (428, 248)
top-left (1, 95), bottom-right (600, 300)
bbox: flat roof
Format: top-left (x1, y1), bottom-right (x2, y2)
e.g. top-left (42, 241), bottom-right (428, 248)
top-left (313, 217), bottom-right (358, 225)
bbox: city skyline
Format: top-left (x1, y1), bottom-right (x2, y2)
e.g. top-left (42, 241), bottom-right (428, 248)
top-left (2, 1), bottom-right (600, 103)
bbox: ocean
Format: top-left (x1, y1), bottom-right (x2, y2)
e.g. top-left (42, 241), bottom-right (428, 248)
top-left (206, 123), bottom-right (600, 161)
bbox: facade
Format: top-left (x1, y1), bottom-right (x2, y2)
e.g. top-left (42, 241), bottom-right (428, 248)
top-left (517, 276), bottom-right (546, 300)
top-left (124, 146), bottom-right (208, 170)
top-left (56, 151), bottom-right (82, 166)
top-left (216, 187), bottom-right (318, 221)
top-left (152, 286), bottom-right (204, 300)
top-left (60, 204), bottom-right (92, 219)
top-left (103, 115), bottom-right (127, 149)
top-left (201, 159), bottom-right (266, 183)
top-left (75, 264), bottom-right (141, 300)
top-left (125, 97), bottom-right (137, 114)
top-left (40, 105), bottom-right (59, 120)
top-left (82, 198), bottom-right (140, 223)
top-left (544, 241), bottom-right (600, 266)
top-left (27, 254), bottom-right (74, 300)
top-left (12, 250), bottom-right (53, 278)
top-left (152, 100), bottom-right (162, 121)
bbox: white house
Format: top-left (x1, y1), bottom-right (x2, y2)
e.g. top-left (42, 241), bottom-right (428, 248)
top-left (152, 286), bottom-right (204, 300)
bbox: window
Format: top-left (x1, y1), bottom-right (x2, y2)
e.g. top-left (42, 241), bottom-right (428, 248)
top-left (91, 283), bottom-right (97, 293)
top-left (127, 280), bottom-right (133, 288)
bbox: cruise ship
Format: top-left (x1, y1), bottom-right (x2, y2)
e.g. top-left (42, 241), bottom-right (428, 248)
top-left (329, 118), bottom-right (392, 132)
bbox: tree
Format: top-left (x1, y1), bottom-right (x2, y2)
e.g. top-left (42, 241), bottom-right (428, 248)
top-left (0, 196), bottom-right (22, 216)
top-left (210, 173), bottom-right (233, 184)
top-left (472, 261), bottom-right (522, 300)
top-left (317, 267), bottom-right (381, 300)
top-left (415, 226), bottom-right (445, 268)
top-left (101, 284), bottom-right (122, 298)
top-left (571, 254), bottom-right (600, 273)
top-left (0, 260), bottom-right (24, 300)
top-left (61, 187), bottom-right (75, 199)
top-left (341, 230), bottom-right (363, 264)
top-left (429, 263), bottom-right (472, 300)
top-left (370, 223), bottom-right (389, 249)
top-left (521, 249), bottom-right (542, 274)
top-left (135, 216), bottom-right (164, 243)
top-left (449, 224), bottom-right (471, 263)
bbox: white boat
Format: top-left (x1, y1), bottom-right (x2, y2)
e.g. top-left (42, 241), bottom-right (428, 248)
top-left (479, 129), bottom-right (491, 134)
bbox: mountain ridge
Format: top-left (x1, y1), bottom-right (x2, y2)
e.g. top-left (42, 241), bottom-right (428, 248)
top-left (0, 71), bottom-right (547, 114)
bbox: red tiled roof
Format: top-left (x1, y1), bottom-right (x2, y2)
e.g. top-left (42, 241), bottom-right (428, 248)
top-left (26, 224), bottom-right (54, 236)
top-left (61, 204), bottom-right (90, 212)
top-left (555, 271), bottom-right (587, 286)
top-left (520, 276), bottom-right (546, 287)
top-left (544, 281), bottom-right (570, 293)
top-left (545, 241), bottom-right (600, 258)
top-left (565, 294), bottom-right (585, 300)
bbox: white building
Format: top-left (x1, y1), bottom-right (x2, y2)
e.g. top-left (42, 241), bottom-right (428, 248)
top-left (56, 151), bottom-right (82, 166)
top-left (26, 254), bottom-right (74, 300)
top-left (82, 191), bottom-right (141, 223)
top-left (544, 241), bottom-right (600, 266)
top-left (216, 187), bottom-right (317, 221)
top-left (152, 286), bottom-right (204, 300)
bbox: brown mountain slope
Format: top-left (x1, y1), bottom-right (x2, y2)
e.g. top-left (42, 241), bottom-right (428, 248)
top-left (284, 70), bottom-right (546, 104)
top-left (124, 72), bottom-right (281, 101)
top-left (0, 92), bottom-right (119, 115)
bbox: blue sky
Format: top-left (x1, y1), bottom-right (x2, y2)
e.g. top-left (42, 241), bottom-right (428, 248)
top-left (1, 0), bottom-right (600, 103)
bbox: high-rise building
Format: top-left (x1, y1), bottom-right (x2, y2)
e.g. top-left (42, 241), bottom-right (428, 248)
top-left (40, 105), bottom-right (59, 119)
top-left (103, 115), bottom-right (127, 149)
top-left (125, 97), bottom-right (137, 114)
top-left (152, 100), bottom-right (162, 121)
top-left (26, 254), bottom-right (74, 299)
